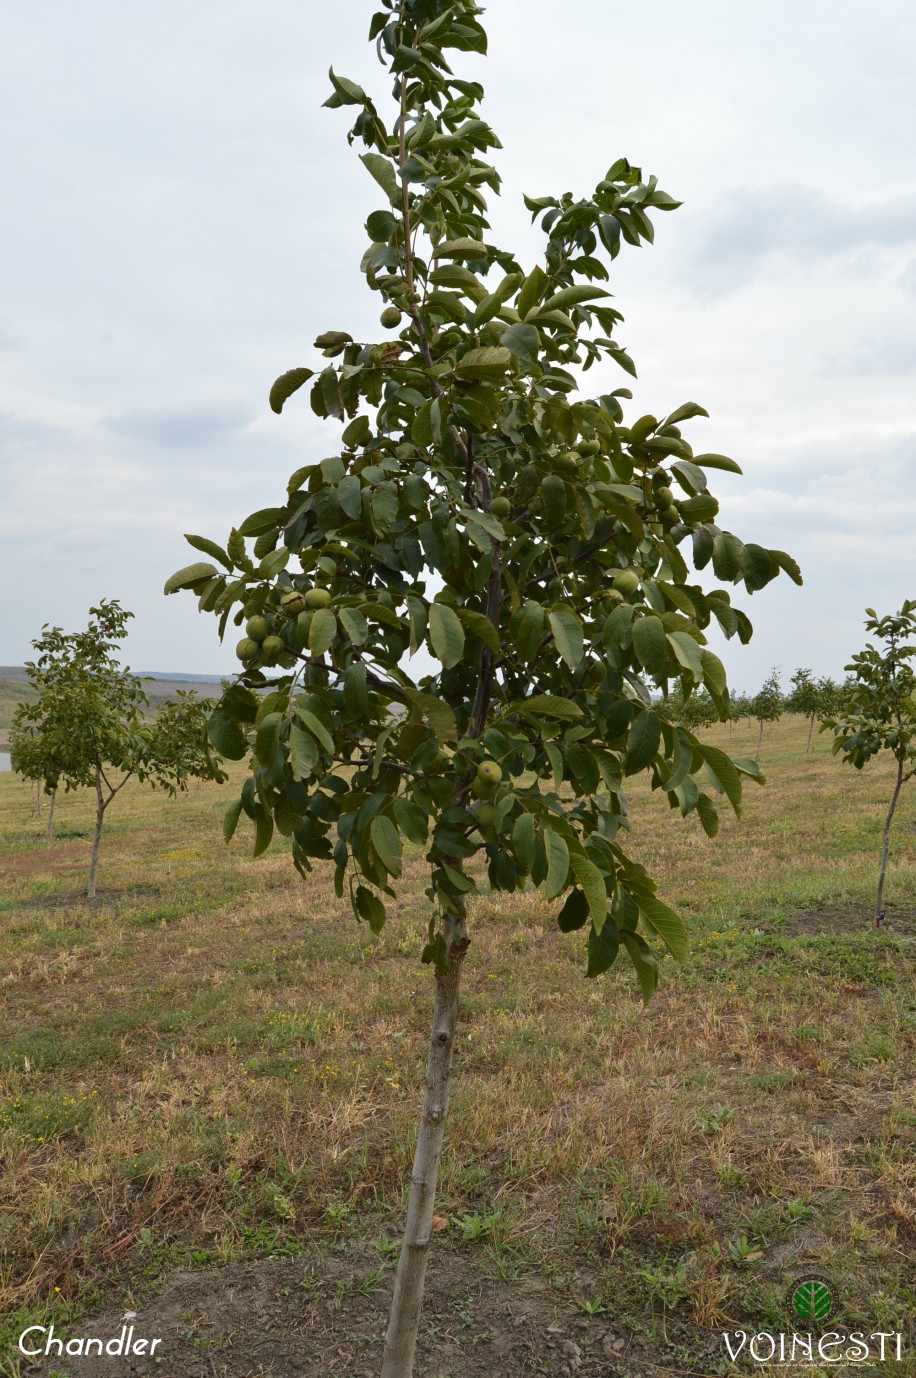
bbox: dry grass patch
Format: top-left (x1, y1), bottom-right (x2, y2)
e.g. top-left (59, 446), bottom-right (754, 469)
top-left (1, 716), bottom-right (914, 1372)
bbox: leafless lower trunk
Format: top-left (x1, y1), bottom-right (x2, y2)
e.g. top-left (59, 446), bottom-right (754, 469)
top-left (806, 714), bottom-right (815, 753)
top-left (380, 909), bottom-right (469, 1378)
top-left (875, 758), bottom-right (905, 927)
top-left (46, 789), bottom-right (56, 842)
top-left (87, 767), bottom-right (106, 899)
top-left (755, 719), bottom-right (764, 764)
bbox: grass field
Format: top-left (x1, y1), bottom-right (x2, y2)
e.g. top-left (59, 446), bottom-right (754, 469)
top-left (1, 716), bottom-right (914, 1376)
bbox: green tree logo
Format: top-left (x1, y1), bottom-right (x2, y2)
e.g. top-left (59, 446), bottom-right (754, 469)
top-left (789, 1275), bottom-right (834, 1322)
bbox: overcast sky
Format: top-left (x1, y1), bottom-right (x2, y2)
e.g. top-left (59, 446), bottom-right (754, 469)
top-left (2, 0), bottom-right (914, 691)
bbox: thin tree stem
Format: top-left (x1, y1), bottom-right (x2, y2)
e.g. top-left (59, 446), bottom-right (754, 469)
top-left (381, 906), bottom-right (469, 1378)
top-left (875, 756), bottom-right (905, 926)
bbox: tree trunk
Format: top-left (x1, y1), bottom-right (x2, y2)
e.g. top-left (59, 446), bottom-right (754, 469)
top-left (806, 714), bottom-right (815, 753)
top-left (380, 913), bottom-right (469, 1378)
top-left (755, 719), bottom-right (764, 764)
top-left (87, 770), bottom-right (106, 900)
top-left (46, 789), bottom-right (56, 843)
top-left (875, 758), bottom-right (905, 927)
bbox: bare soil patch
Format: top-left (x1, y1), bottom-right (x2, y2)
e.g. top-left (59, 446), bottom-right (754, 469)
top-left (780, 903), bottom-right (916, 938)
top-left (1, 841), bottom-right (87, 882)
top-left (22, 1246), bottom-right (709, 1378)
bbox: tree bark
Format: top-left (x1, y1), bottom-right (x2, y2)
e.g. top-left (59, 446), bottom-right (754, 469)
top-left (46, 789), bottom-right (56, 843)
top-left (380, 913), bottom-right (469, 1378)
top-left (806, 714), bottom-right (815, 753)
top-left (755, 719), bottom-right (764, 764)
top-left (875, 757), bottom-right (905, 927)
top-left (87, 768), bottom-right (106, 899)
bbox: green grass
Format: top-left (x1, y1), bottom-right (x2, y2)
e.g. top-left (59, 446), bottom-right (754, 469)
top-left (1, 715), bottom-right (914, 1368)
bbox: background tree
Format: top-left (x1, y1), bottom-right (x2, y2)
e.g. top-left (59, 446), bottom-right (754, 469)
top-left (751, 667), bottom-right (783, 762)
top-left (822, 602), bottom-right (916, 927)
top-left (10, 602), bottom-right (224, 897)
top-left (786, 667), bottom-right (819, 752)
top-left (8, 723), bottom-right (61, 841)
top-left (666, 683), bottom-right (718, 732)
top-left (166, 3), bottom-right (800, 1371)
top-left (812, 674), bottom-right (843, 746)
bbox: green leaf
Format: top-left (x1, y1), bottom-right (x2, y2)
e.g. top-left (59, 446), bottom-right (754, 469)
top-left (454, 346), bottom-right (512, 381)
top-left (663, 402), bottom-right (710, 426)
top-left (633, 615), bottom-right (667, 680)
top-left (512, 812), bottom-right (536, 872)
top-left (354, 885), bottom-right (387, 934)
top-left (184, 534), bottom-right (232, 570)
top-left (698, 744), bottom-right (743, 815)
top-left (393, 799), bottom-right (428, 845)
top-left (208, 711), bottom-right (247, 760)
top-left (569, 853), bottom-right (608, 928)
top-left (558, 889), bottom-right (590, 933)
top-left (404, 689), bottom-right (456, 743)
top-left (308, 608), bottom-right (337, 657)
top-left (626, 709), bottom-right (661, 773)
top-left (253, 805), bottom-right (274, 859)
top-left (586, 920), bottom-right (620, 976)
top-left (295, 706), bottom-right (334, 755)
top-left (693, 452), bottom-right (743, 474)
top-left (545, 743), bottom-right (564, 790)
top-left (516, 265), bottom-right (548, 318)
top-left (455, 606), bottom-right (499, 653)
top-left (537, 285), bottom-right (611, 314)
top-left (701, 650), bottom-right (727, 703)
top-left (636, 893), bottom-right (688, 960)
top-left (338, 607), bottom-right (368, 645)
top-left (514, 695), bottom-right (583, 720)
top-left (343, 663), bottom-right (369, 720)
top-left (407, 595), bottom-right (428, 655)
top-left (548, 609), bottom-right (584, 669)
top-left (712, 532), bottom-right (743, 582)
top-left (429, 603), bottom-right (465, 668)
top-left (342, 414), bottom-right (372, 448)
top-left (695, 794), bottom-right (720, 837)
top-left (770, 549), bottom-right (804, 585)
top-left (741, 542), bottom-right (772, 592)
top-left (499, 322), bottom-right (540, 369)
top-left (512, 601), bottom-right (544, 661)
top-left (164, 561), bottom-right (218, 595)
top-left (360, 152), bottom-right (399, 205)
top-left (239, 508), bottom-right (285, 538)
top-left (432, 237), bottom-right (488, 259)
top-left (290, 724), bottom-right (318, 781)
top-left (255, 712), bottom-right (281, 767)
top-left (543, 826), bottom-right (570, 900)
top-left (370, 815), bottom-right (402, 878)
top-left (667, 631), bottom-right (704, 683)
top-left (337, 474), bottom-right (363, 521)
top-left (223, 797), bottom-right (244, 842)
top-left (269, 367), bottom-right (314, 414)
top-left (327, 67), bottom-right (367, 104)
top-left (620, 930), bottom-right (659, 1003)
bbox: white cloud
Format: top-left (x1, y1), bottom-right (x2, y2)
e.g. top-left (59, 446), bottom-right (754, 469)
top-left (1, 0), bottom-right (915, 690)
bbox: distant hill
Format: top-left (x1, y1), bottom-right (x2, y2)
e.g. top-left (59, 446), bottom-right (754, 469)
top-left (0, 670), bottom-right (224, 745)
top-left (136, 672), bottom-right (226, 684)
top-left (0, 667), bottom-right (225, 685)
